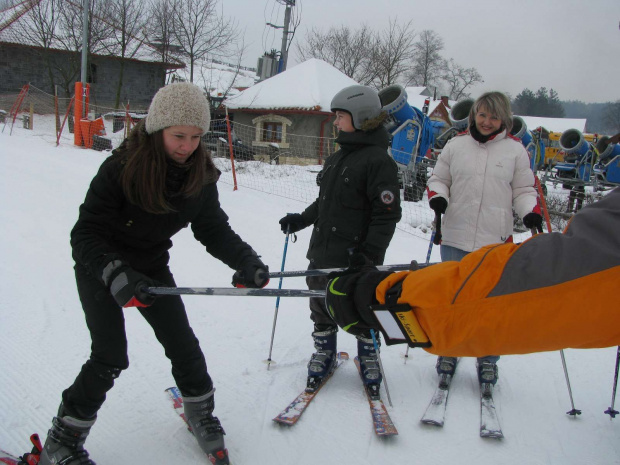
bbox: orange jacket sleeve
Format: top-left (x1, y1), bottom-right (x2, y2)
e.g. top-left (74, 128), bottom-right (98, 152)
top-left (376, 187), bottom-right (620, 357)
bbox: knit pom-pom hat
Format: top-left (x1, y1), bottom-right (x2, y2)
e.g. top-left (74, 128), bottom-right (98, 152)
top-left (145, 82), bottom-right (211, 135)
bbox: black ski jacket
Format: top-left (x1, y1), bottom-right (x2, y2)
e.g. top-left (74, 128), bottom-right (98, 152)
top-left (71, 152), bottom-right (256, 280)
top-left (301, 126), bottom-right (401, 268)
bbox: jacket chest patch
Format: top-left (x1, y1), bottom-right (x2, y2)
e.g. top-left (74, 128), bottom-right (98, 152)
top-left (380, 190), bottom-right (395, 205)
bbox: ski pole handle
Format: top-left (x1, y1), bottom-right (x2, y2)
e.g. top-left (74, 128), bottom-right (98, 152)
top-left (432, 213), bottom-right (442, 245)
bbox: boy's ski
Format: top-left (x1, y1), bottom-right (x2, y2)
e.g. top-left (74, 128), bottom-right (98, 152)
top-left (480, 383), bottom-right (504, 439)
top-left (420, 374), bottom-right (454, 427)
top-left (273, 352), bottom-right (349, 426)
top-left (354, 357), bottom-right (398, 436)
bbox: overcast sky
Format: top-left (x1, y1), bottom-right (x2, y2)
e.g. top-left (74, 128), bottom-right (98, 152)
top-left (224, 0), bottom-right (620, 103)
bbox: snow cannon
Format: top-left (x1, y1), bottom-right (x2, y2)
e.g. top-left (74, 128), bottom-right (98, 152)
top-left (596, 136), bottom-right (620, 163)
top-left (379, 85), bottom-right (417, 128)
top-left (560, 129), bottom-right (592, 163)
top-left (379, 84), bottom-right (430, 166)
top-left (449, 98), bottom-right (474, 131)
top-left (510, 116), bottom-right (533, 147)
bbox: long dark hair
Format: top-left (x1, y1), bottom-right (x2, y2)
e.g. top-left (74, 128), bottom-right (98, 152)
top-left (118, 120), bottom-right (215, 214)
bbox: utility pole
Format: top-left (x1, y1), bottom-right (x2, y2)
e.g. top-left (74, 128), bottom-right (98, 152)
top-left (266, 0), bottom-right (295, 74)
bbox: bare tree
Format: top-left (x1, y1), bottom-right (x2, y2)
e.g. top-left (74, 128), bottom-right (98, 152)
top-left (104, 0), bottom-right (149, 108)
top-left (19, 0), bottom-right (63, 94)
top-left (407, 29), bottom-right (445, 88)
top-left (146, 0), bottom-right (182, 84)
top-left (441, 58), bottom-right (483, 100)
top-left (172, 0), bottom-right (238, 82)
top-left (368, 19), bottom-right (416, 89)
top-left (296, 25), bottom-right (377, 85)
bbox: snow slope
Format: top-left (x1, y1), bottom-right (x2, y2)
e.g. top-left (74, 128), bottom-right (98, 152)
top-left (0, 122), bottom-right (619, 465)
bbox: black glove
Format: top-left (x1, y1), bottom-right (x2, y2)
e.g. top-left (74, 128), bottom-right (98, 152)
top-left (347, 248), bottom-right (378, 272)
top-left (429, 197), bottom-right (448, 215)
top-left (523, 212), bottom-right (543, 230)
top-left (102, 260), bottom-right (157, 308)
top-left (325, 270), bottom-right (393, 337)
top-left (232, 255), bottom-right (270, 288)
top-left (279, 213), bottom-right (306, 234)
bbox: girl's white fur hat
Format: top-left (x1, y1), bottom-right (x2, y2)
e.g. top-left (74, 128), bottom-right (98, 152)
top-left (145, 82), bottom-right (211, 135)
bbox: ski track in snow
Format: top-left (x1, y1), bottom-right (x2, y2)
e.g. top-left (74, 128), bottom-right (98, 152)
top-left (1, 119), bottom-right (620, 464)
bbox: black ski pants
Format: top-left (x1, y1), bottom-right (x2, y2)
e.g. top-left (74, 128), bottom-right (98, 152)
top-left (62, 264), bottom-right (212, 419)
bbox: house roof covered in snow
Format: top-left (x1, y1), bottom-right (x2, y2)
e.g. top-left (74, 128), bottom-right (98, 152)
top-left (516, 115), bottom-right (587, 134)
top-left (224, 58), bottom-right (359, 112)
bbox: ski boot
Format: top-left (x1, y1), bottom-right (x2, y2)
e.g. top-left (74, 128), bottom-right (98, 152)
top-left (357, 335), bottom-right (382, 400)
top-left (477, 360), bottom-right (499, 398)
top-left (436, 356), bottom-right (458, 389)
top-left (306, 327), bottom-right (338, 392)
top-left (183, 389), bottom-right (230, 465)
top-left (39, 404), bottom-right (96, 465)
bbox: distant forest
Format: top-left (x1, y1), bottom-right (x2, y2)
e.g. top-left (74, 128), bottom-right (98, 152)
top-left (511, 87), bottom-right (619, 135)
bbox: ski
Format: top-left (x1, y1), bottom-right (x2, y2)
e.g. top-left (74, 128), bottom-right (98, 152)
top-left (273, 352), bottom-right (349, 426)
top-left (0, 434), bottom-right (42, 465)
top-left (0, 450), bottom-right (19, 465)
top-left (420, 374), bottom-right (453, 427)
top-left (354, 357), bottom-right (398, 436)
top-left (480, 383), bottom-right (504, 439)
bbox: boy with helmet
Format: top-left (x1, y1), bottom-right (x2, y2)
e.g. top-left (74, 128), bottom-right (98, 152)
top-left (279, 85), bottom-right (401, 398)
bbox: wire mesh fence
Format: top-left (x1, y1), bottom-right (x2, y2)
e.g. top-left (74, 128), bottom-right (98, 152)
top-left (1, 85), bottom-right (611, 243)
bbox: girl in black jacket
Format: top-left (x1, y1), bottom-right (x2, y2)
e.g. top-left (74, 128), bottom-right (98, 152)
top-left (38, 82), bottom-right (268, 465)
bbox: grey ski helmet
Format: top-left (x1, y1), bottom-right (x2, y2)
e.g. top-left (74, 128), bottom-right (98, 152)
top-left (330, 85), bottom-right (381, 130)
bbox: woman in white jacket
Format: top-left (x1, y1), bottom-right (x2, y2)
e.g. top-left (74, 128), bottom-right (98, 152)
top-left (426, 91), bottom-right (542, 389)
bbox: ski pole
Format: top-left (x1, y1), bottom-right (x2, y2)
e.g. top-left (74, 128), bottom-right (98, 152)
top-left (604, 346), bottom-right (620, 419)
top-left (371, 329), bottom-right (393, 407)
top-left (259, 261), bottom-right (424, 280)
top-left (530, 195), bottom-right (581, 416)
top-left (405, 213), bottom-right (441, 363)
top-left (560, 350), bottom-right (582, 416)
top-left (265, 225), bottom-right (293, 369)
top-left (147, 287), bottom-right (324, 297)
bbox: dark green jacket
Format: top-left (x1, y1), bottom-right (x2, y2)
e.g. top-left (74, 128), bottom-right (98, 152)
top-left (301, 126), bottom-right (401, 268)
top-left (71, 152), bottom-right (256, 280)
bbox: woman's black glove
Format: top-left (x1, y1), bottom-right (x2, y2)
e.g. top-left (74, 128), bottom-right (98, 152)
top-left (232, 255), bottom-right (270, 288)
top-left (523, 212), bottom-right (543, 230)
top-left (102, 260), bottom-right (157, 308)
top-left (429, 197), bottom-right (448, 215)
top-left (279, 213), bottom-right (306, 234)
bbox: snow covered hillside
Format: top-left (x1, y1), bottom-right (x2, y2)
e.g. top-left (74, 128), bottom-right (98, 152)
top-left (0, 122), bottom-right (618, 465)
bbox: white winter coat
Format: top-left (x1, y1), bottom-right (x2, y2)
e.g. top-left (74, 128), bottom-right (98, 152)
top-left (427, 130), bottom-right (537, 252)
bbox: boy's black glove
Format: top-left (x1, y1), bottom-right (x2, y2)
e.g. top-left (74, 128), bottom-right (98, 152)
top-left (279, 213), bottom-right (306, 234)
top-left (429, 197), bottom-right (448, 215)
top-left (102, 260), bottom-right (157, 308)
top-left (232, 255), bottom-right (270, 288)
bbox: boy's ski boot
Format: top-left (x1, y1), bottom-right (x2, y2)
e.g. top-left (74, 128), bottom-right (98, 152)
top-left (183, 389), bottom-right (230, 465)
top-left (306, 327), bottom-right (338, 392)
top-left (39, 403), bottom-right (96, 465)
top-left (357, 335), bottom-right (382, 400)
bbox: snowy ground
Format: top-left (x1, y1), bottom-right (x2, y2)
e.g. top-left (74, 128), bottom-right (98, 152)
top-left (1, 119), bottom-right (619, 464)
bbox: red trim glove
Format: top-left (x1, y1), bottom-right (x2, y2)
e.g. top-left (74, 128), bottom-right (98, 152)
top-left (102, 260), bottom-right (157, 308)
top-left (232, 255), bottom-right (270, 289)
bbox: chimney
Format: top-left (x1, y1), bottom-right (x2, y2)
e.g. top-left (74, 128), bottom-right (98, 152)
top-left (441, 96), bottom-right (449, 107)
